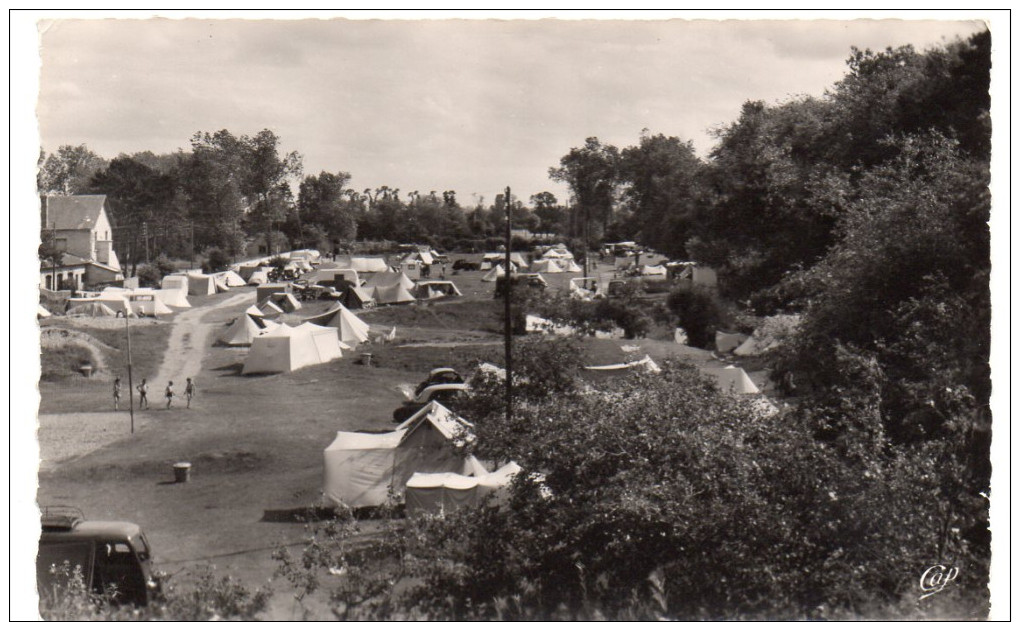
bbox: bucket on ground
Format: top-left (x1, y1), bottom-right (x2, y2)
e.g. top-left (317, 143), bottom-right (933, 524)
top-left (173, 462), bottom-right (192, 483)
top-left (361, 353), bottom-right (373, 366)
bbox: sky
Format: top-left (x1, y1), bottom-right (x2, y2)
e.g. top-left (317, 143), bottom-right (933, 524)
top-left (36, 15), bottom-right (987, 205)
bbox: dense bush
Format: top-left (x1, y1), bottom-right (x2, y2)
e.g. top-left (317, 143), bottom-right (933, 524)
top-left (201, 247), bottom-right (231, 273)
top-left (664, 286), bottom-right (727, 348)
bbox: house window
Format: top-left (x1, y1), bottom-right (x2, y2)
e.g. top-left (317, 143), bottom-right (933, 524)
top-left (45, 275), bottom-right (52, 289)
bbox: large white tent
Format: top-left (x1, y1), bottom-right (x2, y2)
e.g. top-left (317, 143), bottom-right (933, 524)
top-left (127, 294), bottom-right (173, 317)
top-left (67, 292), bottom-right (134, 317)
top-left (65, 301), bottom-right (117, 317)
top-left (187, 274), bottom-right (217, 296)
top-left (364, 270), bottom-right (415, 292)
top-left (371, 282), bottom-right (417, 305)
top-left (327, 256), bottom-right (389, 273)
top-left (220, 312), bottom-right (278, 346)
top-left (242, 323), bottom-right (343, 374)
top-left (247, 269), bottom-right (270, 285)
top-left (154, 286), bottom-right (190, 308)
top-left (529, 259), bottom-right (563, 273)
top-left (305, 303), bottom-right (370, 347)
top-left (413, 281), bottom-right (463, 300)
top-left (323, 402), bottom-right (473, 508)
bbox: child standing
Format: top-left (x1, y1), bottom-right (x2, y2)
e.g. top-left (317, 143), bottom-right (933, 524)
top-left (185, 378), bottom-right (196, 409)
top-left (113, 378), bottom-right (121, 410)
top-left (165, 381), bottom-right (175, 410)
top-left (137, 379), bottom-right (148, 409)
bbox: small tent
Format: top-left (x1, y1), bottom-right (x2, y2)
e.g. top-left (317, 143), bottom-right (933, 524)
top-left (701, 365), bottom-right (760, 394)
top-left (257, 283), bottom-right (291, 303)
top-left (405, 461), bottom-right (522, 515)
top-left (153, 286), bottom-right (190, 308)
top-left (336, 281), bottom-right (374, 310)
top-left (364, 270), bottom-right (415, 292)
top-left (715, 331), bottom-right (749, 353)
top-left (187, 274), bottom-right (217, 296)
top-left (270, 292), bottom-right (302, 313)
top-left (161, 275), bottom-right (189, 291)
top-left (372, 282), bottom-right (416, 305)
top-left (127, 294), bottom-right (173, 317)
top-left (247, 270), bottom-right (270, 285)
top-left (413, 281), bottom-right (463, 300)
top-left (65, 301), bottom-right (117, 317)
top-left (220, 312), bottom-right (278, 346)
top-left (244, 304), bottom-right (264, 317)
top-left (530, 259), bottom-right (563, 274)
top-left (305, 303), bottom-right (371, 347)
top-left (542, 247), bottom-right (574, 260)
top-left (560, 260), bottom-right (583, 273)
top-left (481, 263), bottom-right (517, 282)
top-left (67, 293), bottom-right (134, 317)
top-left (242, 323), bottom-right (343, 375)
top-left (213, 270), bottom-right (247, 288)
top-left (257, 299), bottom-right (285, 317)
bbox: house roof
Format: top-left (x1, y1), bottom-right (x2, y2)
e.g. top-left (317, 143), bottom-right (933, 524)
top-left (40, 252), bottom-right (122, 276)
top-left (42, 195), bottom-right (108, 231)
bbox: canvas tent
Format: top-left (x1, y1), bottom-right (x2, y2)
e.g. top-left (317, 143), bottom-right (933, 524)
top-left (153, 286), bottom-right (190, 308)
top-left (243, 304), bottom-right (264, 317)
top-left (127, 293), bottom-right (173, 317)
top-left (212, 270), bottom-right (247, 288)
top-left (187, 274), bottom-right (217, 296)
top-left (257, 284), bottom-right (291, 303)
top-left (371, 282), bottom-right (416, 305)
top-left (364, 270), bottom-right (415, 292)
top-left (560, 260), bottom-right (583, 273)
top-left (405, 460), bottom-right (522, 515)
top-left (481, 263), bottom-right (517, 282)
top-left (715, 331), bottom-right (749, 353)
top-left (323, 402), bottom-right (474, 508)
top-left (402, 250), bottom-right (434, 266)
top-left (304, 268), bottom-right (360, 287)
top-left (305, 303), bottom-right (371, 347)
top-left (67, 292), bottom-right (134, 317)
top-left (481, 252), bottom-right (527, 270)
top-left (161, 275), bottom-right (189, 291)
top-left (701, 365), bottom-right (760, 394)
top-left (242, 323), bottom-right (343, 374)
top-left (257, 299), bottom-right (285, 317)
top-left (327, 256), bottom-right (389, 273)
top-left (65, 301), bottom-right (117, 317)
top-left (529, 259), bottom-right (563, 273)
top-left (336, 281), bottom-right (374, 310)
top-left (413, 281), bottom-right (463, 300)
top-left (640, 265), bottom-right (667, 276)
top-left (542, 247), bottom-right (574, 260)
top-left (270, 292), bottom-right (302, 313)
top-left (219, 312), bottom-right (278, 346)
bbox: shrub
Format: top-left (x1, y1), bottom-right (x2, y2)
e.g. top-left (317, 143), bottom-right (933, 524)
top-left (665, 286), bottom-right (727, 348)
top-left (201, 247), bottom-right (231, 273)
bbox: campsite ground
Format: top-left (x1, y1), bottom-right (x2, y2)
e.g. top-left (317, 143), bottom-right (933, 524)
top-left (35, 253), bottom-right (766, 619)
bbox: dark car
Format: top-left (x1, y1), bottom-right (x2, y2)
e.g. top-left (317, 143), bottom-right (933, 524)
top-left (37, 507), bottom-right (161, 607)
top-left (452, 259), bottom-right (481, 271)
top-left (392, 383), bottom-right (469, 423)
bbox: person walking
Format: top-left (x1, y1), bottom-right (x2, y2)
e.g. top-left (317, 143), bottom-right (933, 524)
top-left (165, 381), bottom-right (175, 410)
top-left (137, 379), bottom-right (149, 409)
top-left (113, 378), bottom-right (121, 411)
top-left (185, 378), bottom-right (196, 409)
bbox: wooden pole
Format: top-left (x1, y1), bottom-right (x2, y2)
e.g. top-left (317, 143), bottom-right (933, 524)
top-left (125, 313), bottom-right (135, 434)
top-left (504, 186), bottom-right (513, 421)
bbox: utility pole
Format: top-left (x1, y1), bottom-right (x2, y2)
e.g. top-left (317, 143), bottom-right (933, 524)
top-left (504, 186), bottom-right (513, 421)
top-left (125, 313), bottom-right (135, 434)
top-left (190, 223), bottom-right (195, 270)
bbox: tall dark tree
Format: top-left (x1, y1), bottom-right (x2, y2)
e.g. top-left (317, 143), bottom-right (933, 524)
top-left (549, 137), bottom-right (620, 242)
top-left (38, 145), bottom-right (108, 195)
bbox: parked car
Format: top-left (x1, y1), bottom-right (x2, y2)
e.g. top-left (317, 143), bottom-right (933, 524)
top-left (393, 382), bottom-right (469, 423)
top-left (414, 367), bottom-right (465, 396)
top-left (37, 506), bottom-right (161, 607)
top-left (452, 259), bottom-right (481, 271)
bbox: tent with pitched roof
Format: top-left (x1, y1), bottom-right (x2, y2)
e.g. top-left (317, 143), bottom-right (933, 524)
top-left (257, 299), bottom-right (285, 318)
top-left (187, 274), bottom-right (217, 296)
top-left (161, 275), bottom-right (189, 291)
top-left (530, 259), bottom-right (563, 273)
top-left (413, 281), bottom-right (463, 300)
top-left (270, 292), bottom-right (302, 313)
top-left (65, 301), bottom-right (116, 317)
top-left (364, 270), bottom-right (415, 292)
top-left (323, 402), bottom-right (474, 508)
top-left (67, 292), bottom-right (134, 317)
top-left (405, 460), bottom-right (522, 515)
top-left (481, 263), bottom-right (517, 282)
top-left (701, 365), bottom-right (760, 394)
top-left (242, 323), bottom-right (343, 374)
top-left (305, 303), bottom-right (370, 347)
top-left (371, 282), bottom-right (417, 305)
top-left (212, 270), bottom-right (247, 288)
top-left (219, 312), bottom-right (279, 346)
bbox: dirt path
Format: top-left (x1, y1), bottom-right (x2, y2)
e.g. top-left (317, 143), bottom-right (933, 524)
top-left (151, 292), bottom-right (255, 389)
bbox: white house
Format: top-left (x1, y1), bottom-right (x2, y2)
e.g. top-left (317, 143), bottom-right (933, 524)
top-left (40, 195), bottom-right (124, 290)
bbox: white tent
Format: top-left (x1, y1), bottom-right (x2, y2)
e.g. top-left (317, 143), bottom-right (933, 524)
top-left (212, 270), bottom-right (247, 288)
top-left (364, 270), bottom-right (415, 292)
top-left (640, 265), bottom-right (667, 276)
top-left (372, 282), bottom-right (417, 305)
top-left (402, 250), bottom-right (434, 266)
top-left (187, 274), bottom-right (217, 296)
top-left (154, 286), bottom-right (190, 308)
top-left (244, 304), bottom-right (264, 317)
top-left (530, 259), bottom-right (563, 273)
top-left (270, 292), bottom-right (302, 313)
top-left (405, 461), bottom-right (522, 515)
top-left (482, 252), bottom-right (527, 269)
top-left (257, 284), bottom-right (291, 302)
top-left (413, 281), bottom-right (463, 300)
top-left (220, 312), bottom-right (278, 346)
top-left (323, 402), bottom-right (474, 508)
top-left (525, 314), bottom-right (576, 336)
top-left (305, 303), bottom-right (371, 347)
top-left (305, 268), bottom-right (360, 287)
top-left (257, 299), bottom-right (285, 317)
top-left (37, 305), bottom-right (53, 319)
top-left (542, 247), bottom-right (574, 260)
top-left (68, 292), bottom-right (134, 317)
top-left (328, 256), bottom-right (389, 273)
top-left (560, 260), bottom-right (583, 273)
top-left (481, 264), bottom-right (516, 282)
top-left (65, 301), bottom-right (117, 317)
top-left (242, 323), bottom-right (343, 374)
top-left (161, 275), bottom-right (189, 291)
top-left (247, 270), bottom-right (269, 285)
top-left (715, 331), bottom-right (749, 353)
top-left (701, 365), bottom-right (760, 394)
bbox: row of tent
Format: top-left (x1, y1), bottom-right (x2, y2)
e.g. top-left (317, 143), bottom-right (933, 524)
top-left (528, 258), bottom-right (583, 274)
top-left (323, 400), bottom-right (522, 514)
top-left (65, 286), bottom-right (193, 317)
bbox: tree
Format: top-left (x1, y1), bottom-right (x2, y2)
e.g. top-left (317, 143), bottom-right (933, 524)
top-left (297, 171), bottom-right (357, 250)
top-left (239, 129), bottom-right (303, 254)
top-left (38, 145), bottom-right (108, 195)
top-left (180, 130), bottom-right (248, 256)
top-left (617, 131), bottom-right (704, 257)
top-left (549, 137), bottom-right (620, 242)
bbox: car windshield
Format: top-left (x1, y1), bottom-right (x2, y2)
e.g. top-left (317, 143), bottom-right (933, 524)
top-left (130, 533), bottom-right (150, 561)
